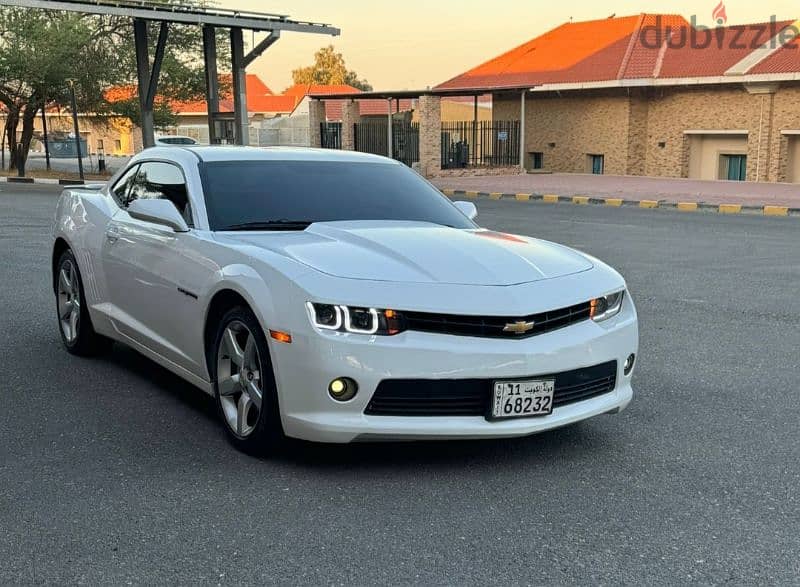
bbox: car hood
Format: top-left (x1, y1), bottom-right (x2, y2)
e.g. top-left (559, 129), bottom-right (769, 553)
top-left (226, 221), bottom-right (593, 286)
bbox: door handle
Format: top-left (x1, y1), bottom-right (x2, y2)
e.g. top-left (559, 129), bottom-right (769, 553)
top-left (105, 227), bottom-right (120, 243)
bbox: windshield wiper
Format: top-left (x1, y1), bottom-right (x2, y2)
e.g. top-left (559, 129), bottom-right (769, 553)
top-left (220, 220), bottom-right (313, 231)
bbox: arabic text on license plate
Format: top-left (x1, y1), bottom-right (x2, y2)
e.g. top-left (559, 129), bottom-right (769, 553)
top-left (491, 379), bottom-right (554, 419)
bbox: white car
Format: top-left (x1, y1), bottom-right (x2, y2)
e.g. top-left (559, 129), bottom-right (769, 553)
top-left (52, 146), bottom-right (638, 453)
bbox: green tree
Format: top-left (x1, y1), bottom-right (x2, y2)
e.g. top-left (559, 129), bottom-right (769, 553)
top-left (0, 1), bottom-right (225, 175)
top-left (292, 45), bottom-right (372, 91)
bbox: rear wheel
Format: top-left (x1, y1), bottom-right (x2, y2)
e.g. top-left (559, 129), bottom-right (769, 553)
top-left (212, 306), bottom-right (285, 454)
top-left (55, 249), bottom-right (108, 356)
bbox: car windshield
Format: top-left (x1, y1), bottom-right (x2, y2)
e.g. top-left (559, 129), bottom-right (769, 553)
top-left (201, 160), bottom-right (476, 231)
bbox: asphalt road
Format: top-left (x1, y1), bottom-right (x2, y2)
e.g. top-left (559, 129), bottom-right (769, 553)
top-left (1, 185), bottom-right (799, 585)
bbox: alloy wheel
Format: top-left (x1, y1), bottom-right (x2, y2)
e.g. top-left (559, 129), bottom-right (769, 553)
top-left (217, 320), bottom-right (263, 437)
top-left (57, 259), bottom-right (81, 344)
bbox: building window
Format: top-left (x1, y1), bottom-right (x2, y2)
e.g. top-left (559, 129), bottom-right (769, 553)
top-left (114, 139), bottom-right (122, 152)
top-left (529, 152), bottom-right (543, 169)
top-left (587, 154), bottom-right (604, 175)
top-left (719, 154), bottom-right (746, 181)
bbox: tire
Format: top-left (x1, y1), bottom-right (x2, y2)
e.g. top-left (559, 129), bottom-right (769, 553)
top-left (211, 306), bottom-right (285, 455)
top-left (55, 249), bottom-right (109, 356)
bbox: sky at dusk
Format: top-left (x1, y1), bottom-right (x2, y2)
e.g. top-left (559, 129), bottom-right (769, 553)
top-left (230, 0), bottom-right (799, 93)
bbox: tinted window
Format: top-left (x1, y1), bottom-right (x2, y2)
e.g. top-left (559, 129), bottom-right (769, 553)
top-left (202, 161), bottom-right (475, 231)
top-left (111, 164), bottom-right (139, 207)
top-left (129, 162), bottom-right (193, 226)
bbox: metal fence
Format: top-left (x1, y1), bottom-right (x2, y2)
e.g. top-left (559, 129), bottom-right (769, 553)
top-left (354, 121), bottom-right (419, 167)
top-left (441, 120), bottom-right (520, 169)
top-left (354, 122), bottom-right (388, 157)
top-left (320, 122), bottom-right (342, 149)
top-left (391, 122), bottom-right (419, 167)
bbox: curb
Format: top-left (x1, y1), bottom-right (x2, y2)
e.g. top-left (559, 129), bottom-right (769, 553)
top-left (0, 176), bottom-right (87, 186)
top-left (439, 189), bottom-right (799, 217)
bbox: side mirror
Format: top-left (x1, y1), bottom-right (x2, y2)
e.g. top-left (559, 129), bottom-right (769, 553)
top-left (454, 200), bottom-right (478, 221)
top-left (128, 199), bottom-right (189, 232)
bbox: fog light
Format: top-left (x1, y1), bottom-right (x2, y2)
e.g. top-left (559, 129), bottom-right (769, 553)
top-left (624, 353), bottom-right (636, 376)
top-left (328, 377), bottom-right (358, 401)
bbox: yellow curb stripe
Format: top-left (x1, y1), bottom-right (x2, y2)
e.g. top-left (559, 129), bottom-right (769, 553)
top-left (763, 205), bottom-right (788, 216)
top-left (572, 196), bottom-right (590, 205)
top-left (719, 204), bottom-right (742, 214)
top-left (515, 193), bottom-right (532, 202)
top-left (639, 200), bottom-right (659, 209)
top-left (441, 188), bottom-right (455, 197)
top-left (677, 202), bottom-right (698, 212)
top-left (605, 198), bottom-right (623, 207)
top-left (489, 192), bottom-right (503, 200)
top-left (464, 190), bottom-right (478, 199)
top-left (542, 194), bottom-right (559, 203)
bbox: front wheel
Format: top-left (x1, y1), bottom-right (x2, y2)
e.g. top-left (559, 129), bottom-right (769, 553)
top-left (55, 249), bottom-right (108, 356)
top-left (212, 306), bottom-right (285, 455)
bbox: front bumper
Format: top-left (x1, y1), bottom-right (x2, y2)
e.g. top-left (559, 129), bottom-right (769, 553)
top-left (268, 299), bottom-right (638, 443)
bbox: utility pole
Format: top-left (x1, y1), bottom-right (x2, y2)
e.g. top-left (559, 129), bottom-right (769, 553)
top-left (68, 80), bottom-right (84, 182)
top-left (40, 98), bottom-right (51, 171)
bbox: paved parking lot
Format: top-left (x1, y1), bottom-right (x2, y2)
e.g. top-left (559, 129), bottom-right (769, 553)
top-left (1, 184), bottom-right (798, 584)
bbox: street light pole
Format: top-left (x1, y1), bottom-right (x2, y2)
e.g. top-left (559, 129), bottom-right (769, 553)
top-left (68, 80), bottom-right (85, 182)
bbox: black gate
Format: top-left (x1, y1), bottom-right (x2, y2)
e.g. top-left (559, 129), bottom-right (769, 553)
top-left (392, 122), bottom-right (419, 167)
top-left (354, 122), bottom-right (388, 157)
top-left (320, 122), bottom-right (341, 149)
top-left (441, 120), bottom-right (520, 168)
top-left (354, 121), bottom-right (419, 167)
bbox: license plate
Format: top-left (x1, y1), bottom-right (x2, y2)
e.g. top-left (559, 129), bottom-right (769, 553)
top-left (491, 379), bottom-right (555, 419)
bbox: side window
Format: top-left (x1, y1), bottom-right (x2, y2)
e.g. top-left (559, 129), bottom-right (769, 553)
top-left (128, 161), bottom-right (193, 227)
top-left (111, 165), bottom-right (139, 207)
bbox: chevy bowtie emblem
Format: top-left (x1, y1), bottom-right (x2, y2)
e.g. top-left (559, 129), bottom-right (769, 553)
top-left (503, 320), bottom-right (535, 334)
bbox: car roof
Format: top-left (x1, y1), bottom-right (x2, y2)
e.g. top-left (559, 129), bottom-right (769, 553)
top-left (164, 145), bottom-right (400, 164)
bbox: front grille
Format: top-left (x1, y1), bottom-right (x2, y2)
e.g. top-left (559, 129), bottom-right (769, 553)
top-left (403, 301), bottom-right (591, 339)
top-left (365, 361), bottom-right (617, 417)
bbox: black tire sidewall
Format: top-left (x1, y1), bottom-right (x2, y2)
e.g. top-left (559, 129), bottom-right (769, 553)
top-left (56, 249), bottom-right (101, 355)
top-left (211, 306), bottom-right (284, 454)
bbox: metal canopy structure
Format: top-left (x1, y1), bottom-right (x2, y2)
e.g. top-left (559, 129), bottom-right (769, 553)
top-left (0, 0), bottom-right (339, 147)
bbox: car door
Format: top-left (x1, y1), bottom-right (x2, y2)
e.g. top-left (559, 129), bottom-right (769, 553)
top-left (101, 160), bottom-right (208, 377)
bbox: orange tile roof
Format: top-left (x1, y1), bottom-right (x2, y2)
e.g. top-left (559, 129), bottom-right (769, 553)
top-left (657, 19), bottom-right (796, 78)
top-left (284, 83), bottom-right (361, 96)
top-left (741, 29), bottom-right (800, 74)
top-left (249, 94), bottom-right (301, 114)
top-left (436, 14), bottom-right (800, 90)
top-left (243, 74), bottom-right (273, 96)
top-left (107, 74), bottom-right (283, 115)
top-left (279, 84), bottom-right (413, 120)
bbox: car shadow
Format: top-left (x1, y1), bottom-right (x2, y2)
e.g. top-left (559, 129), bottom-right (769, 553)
top-left (100, 342), bottom-right (218, 421)
top-left (280, 420), bottom-right (614, 472)
top-left (95, 342), bottom-right (619, 470)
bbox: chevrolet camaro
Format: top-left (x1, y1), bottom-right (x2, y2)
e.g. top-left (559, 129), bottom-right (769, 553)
top-left (52, 146), bottom-right (638, 453)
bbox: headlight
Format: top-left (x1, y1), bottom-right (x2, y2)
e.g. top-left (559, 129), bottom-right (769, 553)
top-left (306, 302), bottom-right (406, 335)
top-left (590, 290), bottom-right (625, 322)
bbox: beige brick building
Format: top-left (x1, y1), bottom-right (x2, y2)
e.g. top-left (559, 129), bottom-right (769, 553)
top-left (437, 13), bottom-right (800, 183)
top-left (492, 83), bottom-right (800, 182)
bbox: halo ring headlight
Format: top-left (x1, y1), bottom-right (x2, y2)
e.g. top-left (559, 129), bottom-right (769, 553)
top-left (307, 303), bottom-right (406, 336)
top-left (590, 291), bottom-right (625, 322)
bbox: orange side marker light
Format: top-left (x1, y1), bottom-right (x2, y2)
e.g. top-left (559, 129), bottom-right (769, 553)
top-left (269, 330), bottom-right (292, 344)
